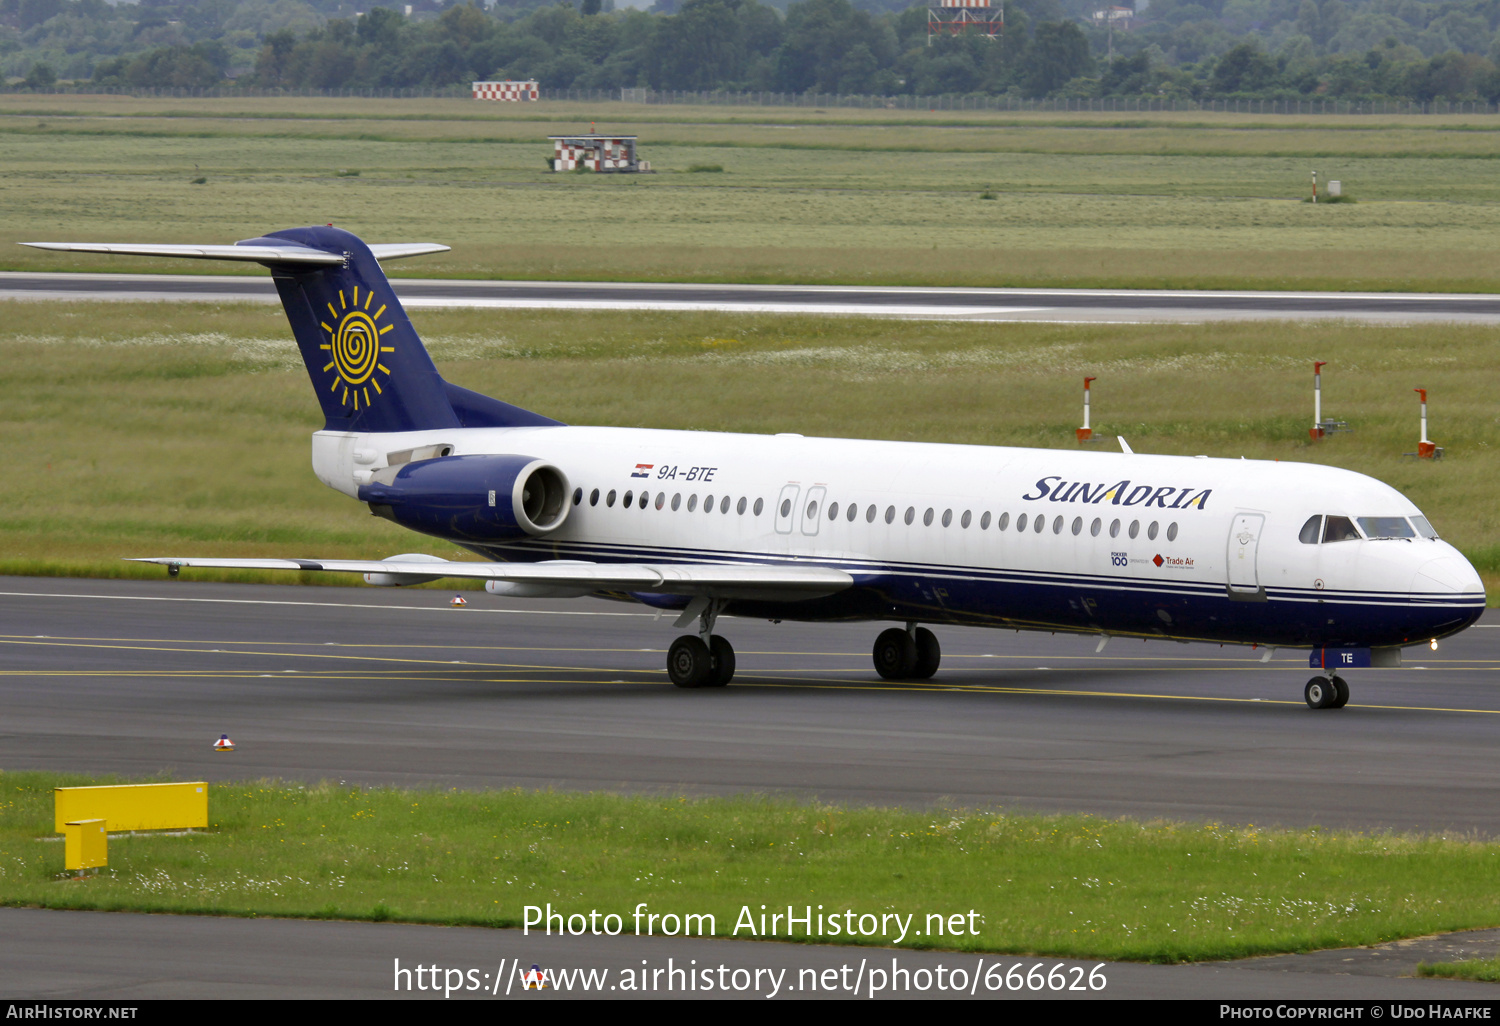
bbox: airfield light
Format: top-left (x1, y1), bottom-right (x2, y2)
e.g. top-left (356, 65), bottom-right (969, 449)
top-left (1077, 376), bottom-right (1097, 443)
top-left (1430, 638), bottom-right (1439, 651)
top-left (1310, 361), bottom-right (1327, 440)
top-left (1415, 388), bottom-right (1438, 459)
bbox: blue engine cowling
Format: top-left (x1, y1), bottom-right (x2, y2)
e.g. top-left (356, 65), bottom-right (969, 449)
top-left (357, 454), bottom-right (570, 542)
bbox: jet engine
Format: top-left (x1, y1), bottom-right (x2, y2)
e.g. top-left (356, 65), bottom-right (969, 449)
top-left (357, 453), bottom-right (570, 542)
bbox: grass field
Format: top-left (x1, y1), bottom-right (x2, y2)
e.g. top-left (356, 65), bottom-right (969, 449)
top-left (1, 300), bottom-right (1496, 598)
top-left (6, 96), bottom-right (1500, 289)
top-left (1419, 958), bottom-right (1500, 982)
top-left (5, 771), bottom-right (1500, 962)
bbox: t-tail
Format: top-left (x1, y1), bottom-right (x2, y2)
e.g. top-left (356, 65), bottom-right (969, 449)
top-left (22, 227), bottom-right (559, 433)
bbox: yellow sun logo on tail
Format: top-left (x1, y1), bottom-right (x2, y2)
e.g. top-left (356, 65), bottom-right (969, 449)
top-left (320, 285), bottom-right (395, 411)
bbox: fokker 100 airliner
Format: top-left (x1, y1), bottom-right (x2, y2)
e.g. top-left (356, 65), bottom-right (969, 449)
top-left (26, 227), bottom-right (1485, 708)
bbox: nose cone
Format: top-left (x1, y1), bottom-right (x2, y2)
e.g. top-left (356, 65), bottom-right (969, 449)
top-left (1414, 554), bottom-right (1484, 596)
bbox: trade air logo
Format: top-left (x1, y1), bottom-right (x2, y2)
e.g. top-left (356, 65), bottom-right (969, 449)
top-left (1022, 476), bottom-right (1212, 511)
top-left (320, 285), bottom-right (394, 412)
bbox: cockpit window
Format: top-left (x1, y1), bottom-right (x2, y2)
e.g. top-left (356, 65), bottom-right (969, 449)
top-left (1322, 515), bottom-right (1361, 543)
top-left (1298, 515), bottom-right (1323, 545)
top-left (1357, 516), bottom-right (1416, 540)
top-left (1410, 515), bottom-right (1439, 540)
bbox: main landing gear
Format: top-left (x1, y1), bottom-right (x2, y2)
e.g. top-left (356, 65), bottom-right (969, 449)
top-left (668, 598), bottom-right (734, 689)
top-left (1304, 673), bottom-right (1350, 709)
top-left (873, 623), bottom-right (941, 681)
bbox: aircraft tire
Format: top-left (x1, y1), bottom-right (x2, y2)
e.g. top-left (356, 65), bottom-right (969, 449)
top-left (707, 635), bottom-right (735, 687)
top-left (1304, 676), bottom-right (1338, 709)
top-left (1330, 675), bottom-right (1350, 708)
top-left (911, 627), bottom-right (941, 679)
top-left (873, 627), bottom-right (918, 680)
top-left (668, 635), bottom-right (713, 688)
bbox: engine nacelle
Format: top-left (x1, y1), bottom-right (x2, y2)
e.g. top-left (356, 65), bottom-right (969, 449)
top-left (357, 454), bottom-right (570, 542)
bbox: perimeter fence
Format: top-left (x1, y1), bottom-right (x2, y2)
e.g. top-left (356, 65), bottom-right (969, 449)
top-left (16, 83), bottom-right (1500, 115)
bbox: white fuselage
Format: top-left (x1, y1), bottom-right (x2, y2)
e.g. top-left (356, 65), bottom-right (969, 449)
top-left (312, 425), bottom-right (1485, 650)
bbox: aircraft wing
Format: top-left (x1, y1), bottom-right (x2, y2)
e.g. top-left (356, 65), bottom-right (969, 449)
top-left (128, 557), bottom-right (853, 600)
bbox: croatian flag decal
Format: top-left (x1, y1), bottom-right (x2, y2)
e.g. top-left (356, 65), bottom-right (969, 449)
top-left (631, 464), bottom-right (653, 478)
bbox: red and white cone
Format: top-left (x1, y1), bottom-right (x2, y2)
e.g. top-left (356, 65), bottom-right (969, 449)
top-left (213, 734), bottom-right (235, 752)
top-left (450, 594), bottom-right (467, 608)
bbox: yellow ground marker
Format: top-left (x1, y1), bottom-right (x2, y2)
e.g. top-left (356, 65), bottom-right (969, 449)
top-left (55, 782), bottom-right (207, 834)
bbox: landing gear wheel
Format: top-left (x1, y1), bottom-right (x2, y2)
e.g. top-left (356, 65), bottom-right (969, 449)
top-left (911, 627), bottom-right (941, 680)
top-left (1330, 675), bottom-right (1350, 709)
top-left (1304, 676), bottom-right (1338, 709)
top-left (873, 627), bottom-right (918, 680)
top-left (668, 635), bottom-right (713, 689)
top-left (707, 635), bottom-right (735, 687)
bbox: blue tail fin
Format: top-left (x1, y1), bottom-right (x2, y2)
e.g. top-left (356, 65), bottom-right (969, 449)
top-left (247, 226), bottom-right (558, 433)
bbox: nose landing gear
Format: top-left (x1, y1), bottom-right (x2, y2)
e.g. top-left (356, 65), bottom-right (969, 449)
top-left (873, 624), bottom-right (941, 680)
top-left (1304, 673), bottom-right (1350, 709)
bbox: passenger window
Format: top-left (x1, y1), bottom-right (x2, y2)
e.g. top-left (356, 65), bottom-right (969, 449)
top-left (828, 502), bottom-right (839, 521)
top-left (923, 508), bottom-right (934, 527)
top-left (753, 498), bottom-right (764, 516)
top-left (606, 489), bottom-right (616, 507)
top-left (672, 493), bottom-right (683, 511)
top-left (997, 512), bottom-right (1009, 531)
top-left (1147, 521), bottom-right (1159, 541)
top-left (640, 492), bottom-right (649, 509)
top-left (1109, 518), bottom-right (1120, 539)
top-left (905, 507), bottom-right (916, 526)
top-left (1298, 515), bottom-right (1322, 544)
top-left (847, 503), bottom-right (857, 522)
top-left (1166, 522), bottom-right (1178, 542)
top-left (961, 510), bottom-right (971, 528)
top-left (704, 494), bottom-right (714, 512)
top-left (1036, 515), bottom-right (1047, 534)
top-left (586, 489), bottom-right (596, 506)
top-left (780, 498), bottom-right (791, 517)
top-left (1016, 513), bottom-right (1028, 532)
top-left (737, 497), bottom-right (747, 515)
top-left (980, 511), bottom-right (991, 530)
top-left (1090, 517), bottom-right (1101, 537)
top-left (655, 492), bottom-right (666, 510)
top-left (1071, 517), bottom-right (1082, 536)
top-left (865, 504), bottom-right (876, 523)
top-left (1128, 520), bottom-right (1140, 539)
top-left (573, 488), bottom-right (583, 505)
top-left (806, 500), bottom-right (818, 519)
top-left (885, 506), bottom-right (895, 524)
top-left (1051, 516), bottom-right (1062, 534)
top-left (689, 494), bottom-right (700, 512)
top-left (623, 490), bottom-right (633, 507)
top-left (721, 496), bottom-right (730, 514)
top-left (1323, 516), bottom-right (1360, 543)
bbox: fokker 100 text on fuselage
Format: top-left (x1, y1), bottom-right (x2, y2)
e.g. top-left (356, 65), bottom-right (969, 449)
top-left (25, 227), bottom-right (1484, 708)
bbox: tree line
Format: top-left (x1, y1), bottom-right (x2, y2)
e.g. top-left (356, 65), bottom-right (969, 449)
top-left (7, 0), bottom-right (1500, 103)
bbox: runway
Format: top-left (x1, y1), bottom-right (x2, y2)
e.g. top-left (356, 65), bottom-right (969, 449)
top-left (3, 575), bottom-right (1497, 834)
top-left (6, 271), bottom-right (1500, 323)
top-left (5, 574), bottom-right (1500, 999)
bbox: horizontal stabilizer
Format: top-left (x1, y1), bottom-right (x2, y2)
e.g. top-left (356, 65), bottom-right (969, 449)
top-left (131, 558), bottom-right (853, 600)
top-left (20, 241), bottom-right (450, 264)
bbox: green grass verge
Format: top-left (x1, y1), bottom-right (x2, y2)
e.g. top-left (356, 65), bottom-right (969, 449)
top-left (2, 302), bottom-right (1495, 601)
top-left (1418, 958), bottom-right (1500, 982)
top-left (5, 772), bottom-right (1500, 962)
top-left (5, 96), bottom-right (1500, 290)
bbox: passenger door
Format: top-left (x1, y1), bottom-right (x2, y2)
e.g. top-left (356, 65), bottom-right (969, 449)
top-left (774, 483), bottom-right (800, 535)
top-left (1227, 512), bottom-right (1266, 600)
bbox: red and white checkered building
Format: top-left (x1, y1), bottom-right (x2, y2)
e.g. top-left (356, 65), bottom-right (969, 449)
top-left (549, 135), bottom-right (644, 173)
top-left (472, 80), bottom-right (539, 101)
top-left (928, 0), bottom-right (1002, 40)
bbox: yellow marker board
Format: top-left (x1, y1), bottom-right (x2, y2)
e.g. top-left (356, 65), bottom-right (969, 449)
top-left (64, 819), bottom-right (107, 871)
top-left (54, 782), bottom-right (208, 833)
